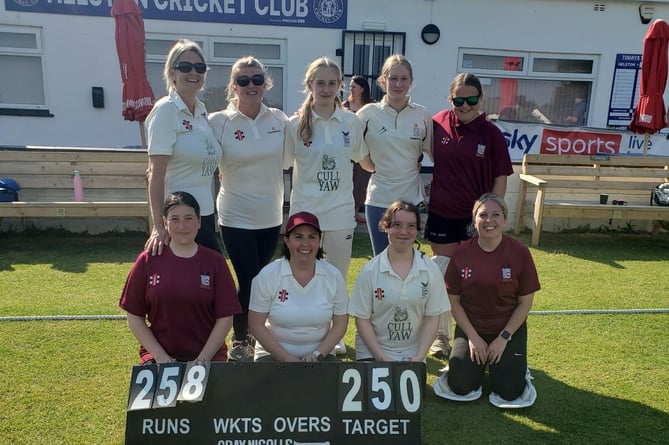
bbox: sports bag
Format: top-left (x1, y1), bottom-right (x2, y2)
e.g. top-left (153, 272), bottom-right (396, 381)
top-left (0, 178), bottom-right (20, 202)
top-left (650, 183), bottom-right (669, 206)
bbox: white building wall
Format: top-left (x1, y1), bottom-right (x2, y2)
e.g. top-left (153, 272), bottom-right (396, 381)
top-left (2, 0), bottom-right (669, 147)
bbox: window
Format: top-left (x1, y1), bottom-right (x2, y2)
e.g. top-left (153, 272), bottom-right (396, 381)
top-left (341, 31), bottom-right (406, 101)
top-left (145, 35), bottom-right (286, 112)
top-left (459, 49), bottom-right (597, 126)
top-left (0, 26), bottom-right (50, 115)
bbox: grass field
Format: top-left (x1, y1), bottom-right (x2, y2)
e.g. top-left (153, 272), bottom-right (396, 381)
top-left (0, 230), bottom-right (668, 444)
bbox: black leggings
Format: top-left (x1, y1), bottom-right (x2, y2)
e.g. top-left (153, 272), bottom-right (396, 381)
top-left (448, 323), bottom-right (528, 401)
top-left (220, 225), bottom-right (280, 339)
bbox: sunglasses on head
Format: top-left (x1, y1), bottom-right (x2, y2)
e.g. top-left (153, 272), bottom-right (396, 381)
top-left (173, 61), bottom-right (207, 74)
top-left (236, 74), bottom-right (265, 87)
top-left (451, 96), bottom-right (480, 107)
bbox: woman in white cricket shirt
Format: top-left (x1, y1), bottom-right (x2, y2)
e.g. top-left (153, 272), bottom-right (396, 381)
top-left (145, 39), bottom-right (222, 256)
top-left (209, 56), bottom-right (289, 362)
top-left (356, 54), bottom-right (433, 256)
top-left (349, 200), bottom-right (450, 361)
top-left (249, 212), bottom-right (348, 362)
top-left (284, 57), bottom-right (364, 283)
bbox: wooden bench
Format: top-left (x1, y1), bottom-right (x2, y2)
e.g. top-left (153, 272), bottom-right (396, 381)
top-left (513, 154), bottom-right (669, 246)
top-left (0, 146), bottom-right (150, 233)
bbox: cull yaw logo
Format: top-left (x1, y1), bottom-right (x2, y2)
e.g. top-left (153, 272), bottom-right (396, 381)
top-left (313, 0), bottom-right (344, 24)
top-left (541, 129), bottom-right (622, 155)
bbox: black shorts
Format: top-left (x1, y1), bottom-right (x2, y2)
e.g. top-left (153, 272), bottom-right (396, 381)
top-left (424, 212), bottom-right (475, 244)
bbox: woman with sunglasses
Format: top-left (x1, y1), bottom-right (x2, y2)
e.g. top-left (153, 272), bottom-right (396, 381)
top-left (145, 39), bottom-right (222, 256)
top-left (356, 55), bottom-right (433, 256)
top-left (426, 72), bottom-right (514, 359)
top-left (208, 56), bottom-right (289, 362)
top-left (284, 57), bottom-right (363, 284)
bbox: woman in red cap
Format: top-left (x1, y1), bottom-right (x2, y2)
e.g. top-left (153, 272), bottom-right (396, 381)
top-left (248, 212), bottom-right (349, 362)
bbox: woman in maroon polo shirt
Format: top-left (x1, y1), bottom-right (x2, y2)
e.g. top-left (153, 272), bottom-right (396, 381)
top-left (426, 73), bottom-right (514, 358)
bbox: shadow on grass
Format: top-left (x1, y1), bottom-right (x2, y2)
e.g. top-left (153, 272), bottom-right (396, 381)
top-left (514, 231), bottom-right (669, 268)
top-left (0, 231), bottom-right (146, 273)
top-left (422, 368), bottom-right (669, 444)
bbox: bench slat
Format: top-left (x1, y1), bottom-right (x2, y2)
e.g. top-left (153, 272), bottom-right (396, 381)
top-left (0, 202), bottom-right (149, 218)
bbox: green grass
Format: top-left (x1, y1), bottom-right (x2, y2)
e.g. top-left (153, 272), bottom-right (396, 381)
top-left (0, 230), bottom-right (668, 444)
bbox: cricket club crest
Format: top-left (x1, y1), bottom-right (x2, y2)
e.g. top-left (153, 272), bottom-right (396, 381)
top-left (234, 129), bottom-right (245, 141)
top-left (342, 131), bottom-right (350, 147)
top-left (200, 273), bottom-right (211, 288)
top-left (501, 266), bottom-right (512, 282)
top-left (313, 0), bottom-right (344, 24)
top-left (461, 267), bottom-right (473, 280)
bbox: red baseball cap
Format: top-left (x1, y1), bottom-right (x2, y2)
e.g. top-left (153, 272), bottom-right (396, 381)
top-left (285, 211), bottom-right (321, 234)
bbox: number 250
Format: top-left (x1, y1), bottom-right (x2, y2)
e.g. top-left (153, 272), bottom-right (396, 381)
top-left (340, 366), bottom-right (421, 413)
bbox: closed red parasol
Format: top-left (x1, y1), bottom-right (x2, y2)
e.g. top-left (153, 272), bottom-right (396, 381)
top-left (111, 0), bottom-right (155, 145)
top-left (629, 19), bottom-right (669, 154)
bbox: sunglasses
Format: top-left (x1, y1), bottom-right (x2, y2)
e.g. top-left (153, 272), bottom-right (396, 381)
top-left (173, 61), bottom-right (207, 74)
top-left (451, 96), bottom-right (480, 107)
top-left (236, 74), bottom-right (265, 87)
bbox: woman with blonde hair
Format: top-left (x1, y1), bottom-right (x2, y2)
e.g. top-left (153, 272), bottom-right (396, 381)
top-left (144, 39), bottom-right (222, 256)
top-left (209, 56), bottom-right (289, 361)
top-left (356, 55), bottom-right (433, 256)
top-left (284, 57), bottom-right (363, 283)
top-left (444, 193), bottom-right (539, 404)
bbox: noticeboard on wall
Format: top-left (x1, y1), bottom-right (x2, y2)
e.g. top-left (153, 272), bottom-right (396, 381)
top-left (607, 54), bottom-right (642, 129)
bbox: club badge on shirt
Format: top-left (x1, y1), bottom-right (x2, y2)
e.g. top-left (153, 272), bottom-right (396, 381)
top-left (375, 288), bottom-right (385, 301)
top-left (182, 120), bottom-right (193, 131)
top-left (501, 266), bottom-right (512, 282)
top-left (342, 131), bottom-right (350, 148)
top-left (421, 281), bottom-right (429, 297)
top-left (200, 273), bottom-right (211, 289)
top-left (460, 267), bottom-right (473, 280)
top-left (476, 143), bottom-right (486, 158)
top-left (234, 129), bottom-right (245, 141)
top-left (411, 123), bottom-right (422, 140)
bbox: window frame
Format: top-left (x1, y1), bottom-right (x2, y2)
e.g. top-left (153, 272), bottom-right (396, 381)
top-left (458, 48), bottom-right (598, 125)
top-left (0, 25), bottom-right (51, 116)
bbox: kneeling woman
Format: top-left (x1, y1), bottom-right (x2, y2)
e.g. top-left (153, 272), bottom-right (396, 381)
top-left (249, 212), bottom-right (349, 362)
top-left (445, 193), bottom-right (540, 401)
top-left (120, 191), bottom-right (241, 364)
top-left (349, 200), bottom-right (450, 361)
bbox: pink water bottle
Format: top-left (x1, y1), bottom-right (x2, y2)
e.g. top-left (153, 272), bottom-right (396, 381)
top-left (73, 170), bottom-right (84, 202)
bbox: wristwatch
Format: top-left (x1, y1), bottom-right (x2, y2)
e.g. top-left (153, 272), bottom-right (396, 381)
top-left (500, 330), bottom-right (512, 341)
top-left (313, 351), bottom-right (325, 361)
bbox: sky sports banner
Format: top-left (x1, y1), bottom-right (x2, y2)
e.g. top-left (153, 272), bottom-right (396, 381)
top-left (5, 0), bottom-right (347, 29)
top-left (494, 121), bottom-right (669, 161)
